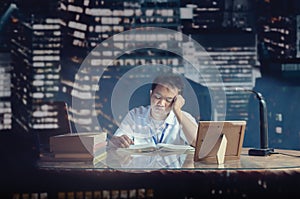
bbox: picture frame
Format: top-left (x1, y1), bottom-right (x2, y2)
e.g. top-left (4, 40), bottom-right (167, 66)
top-left (194, 121), bottom-right (246, 163)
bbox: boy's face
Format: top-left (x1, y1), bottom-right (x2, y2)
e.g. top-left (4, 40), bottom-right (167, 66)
top-left (150, 84), bottom-right (178, 120)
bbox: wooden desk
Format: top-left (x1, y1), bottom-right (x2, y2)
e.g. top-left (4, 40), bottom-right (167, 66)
top-left (8, 148), bottom-right (300, 198)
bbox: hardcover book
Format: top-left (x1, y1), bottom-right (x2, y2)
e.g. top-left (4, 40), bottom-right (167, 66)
top-left (39, 150), bottom-right (107, 165)
top-left (49, 132), bottom-right (107, 153)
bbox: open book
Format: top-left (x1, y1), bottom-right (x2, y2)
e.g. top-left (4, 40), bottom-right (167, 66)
top-left (121, 143), bottom-right (195, 153)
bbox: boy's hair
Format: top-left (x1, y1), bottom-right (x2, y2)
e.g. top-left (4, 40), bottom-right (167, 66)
top-left (151, 74), bottom-right (184, 95)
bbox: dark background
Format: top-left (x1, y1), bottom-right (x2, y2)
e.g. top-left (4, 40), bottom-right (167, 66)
top-left (1, 0), bottom-right (300, 196)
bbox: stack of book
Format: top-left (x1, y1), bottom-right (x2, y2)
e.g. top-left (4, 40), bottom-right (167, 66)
top-left (43, 132), bottom-right (107, 165)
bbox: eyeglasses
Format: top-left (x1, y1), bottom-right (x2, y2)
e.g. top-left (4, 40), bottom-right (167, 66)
top-left (151, 93), bottom-right (174, 103)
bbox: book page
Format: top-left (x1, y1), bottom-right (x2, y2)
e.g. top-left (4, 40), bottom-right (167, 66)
top-left (157, 143), bottom-right (195, 152)
top-left (119, 143), bottom-right (195, 153)
top-left (126, 143), bottom-right (157, 152)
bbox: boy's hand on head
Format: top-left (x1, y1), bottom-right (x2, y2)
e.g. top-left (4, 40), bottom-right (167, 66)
top-left (172, 95), bottom-right (185, 112)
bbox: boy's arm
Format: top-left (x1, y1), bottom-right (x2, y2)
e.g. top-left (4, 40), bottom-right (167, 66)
top-left (172, 95), bottom-right (198, 147)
